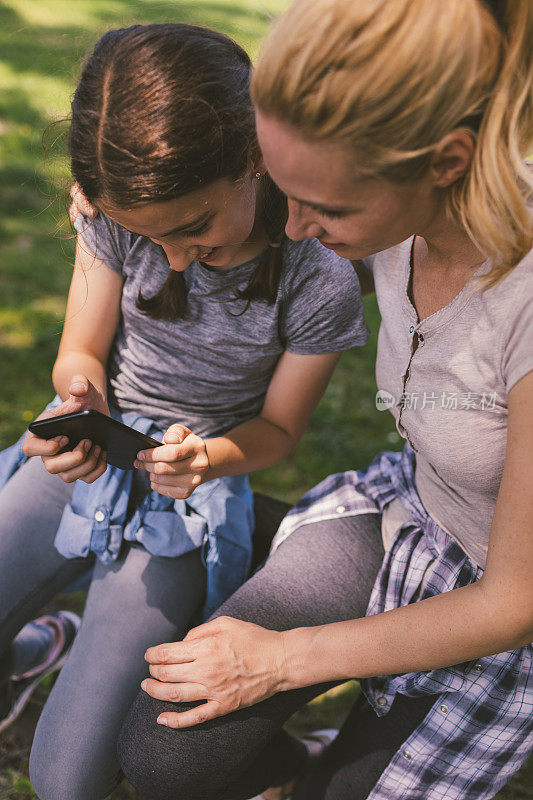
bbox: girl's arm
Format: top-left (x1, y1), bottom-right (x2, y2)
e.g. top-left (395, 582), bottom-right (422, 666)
top-left (52, 237), bottom-right (122, 403)
top-left (136, 349), bottom-right (343, 495)
top-left (205, 350), bottom-right (343, 478)
top-left (141, 370), bottom-right (533, 728)
top-left (22, 238), bottom-right (122, 483)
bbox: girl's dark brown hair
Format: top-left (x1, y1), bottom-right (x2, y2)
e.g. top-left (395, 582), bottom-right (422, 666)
top-left (69, 23), bottom-right (288, 319)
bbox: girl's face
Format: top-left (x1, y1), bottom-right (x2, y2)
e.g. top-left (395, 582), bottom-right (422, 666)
top-left (256, 112), bottom-right (441, 260)
top-left (99, 172), bottom-right (266, 271)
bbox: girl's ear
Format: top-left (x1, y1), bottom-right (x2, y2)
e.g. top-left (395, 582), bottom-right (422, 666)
top-left (430, 130), bottom-right (475, 188)
top-left (248, 139), bottom-right (267, 178)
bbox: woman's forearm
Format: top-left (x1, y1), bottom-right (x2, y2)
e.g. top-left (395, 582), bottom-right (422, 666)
top-left (204, 416), bottom-right (298, 481)
top-left (278, 579), bottom-right (533, 691)
top-left (52, 350), bottom-right (108, 403)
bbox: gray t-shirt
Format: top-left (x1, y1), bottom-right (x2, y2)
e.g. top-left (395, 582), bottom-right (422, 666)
top-left (365, 239), bottom-right (533, 568)
top-left (75, 213), bottom-right (369, 437)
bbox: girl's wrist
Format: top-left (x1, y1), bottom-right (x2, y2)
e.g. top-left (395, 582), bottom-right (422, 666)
top-left (201, 439), bottom-right (217, 483)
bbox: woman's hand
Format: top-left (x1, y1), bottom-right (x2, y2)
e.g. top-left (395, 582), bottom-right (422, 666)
top-left (22, 374), bottom-right (109, 484)
top-left (69, 182), bottom-right (98, 224)
top-left (141, 616), bottom-right (287, 728)
top-left (135, 423), bottom-right (210, 499)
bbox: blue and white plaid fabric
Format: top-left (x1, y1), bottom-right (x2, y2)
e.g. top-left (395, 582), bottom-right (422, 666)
top-left (272, 446), bottom-right (533, 799)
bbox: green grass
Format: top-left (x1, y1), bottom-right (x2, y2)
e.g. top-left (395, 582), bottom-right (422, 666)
top-left (0, 2), bottom-right (531, 798)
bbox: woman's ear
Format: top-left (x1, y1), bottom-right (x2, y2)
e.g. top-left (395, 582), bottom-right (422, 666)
top-left (430, 130), bottom-right (475, 188)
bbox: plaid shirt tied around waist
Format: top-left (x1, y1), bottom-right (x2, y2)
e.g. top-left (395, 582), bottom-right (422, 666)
top-left (272, 445), bottom-right (533, 800)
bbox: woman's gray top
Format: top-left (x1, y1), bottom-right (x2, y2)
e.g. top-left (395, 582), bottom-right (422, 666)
top-left (366, 239), bottom-right (533, 568)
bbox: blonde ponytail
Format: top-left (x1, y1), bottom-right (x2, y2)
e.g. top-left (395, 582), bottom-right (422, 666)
top-left (252, 0), bottom-right (533, 285)
top-left (453, 0), bottom-right (533, 287)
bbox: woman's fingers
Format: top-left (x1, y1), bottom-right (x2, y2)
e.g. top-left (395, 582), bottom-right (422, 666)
top-left (148, 660), bottom-right (206, 683)
top-left (141, 678), bottom-right (207, 703)
top-left (183, 617), bottom-right (227, 640)
top-left (141, 620), bottom-right (285, 727)
top-left (156, 701), bottom-right (223, 729)
top-left (145, 640), bottom-right (197, 665)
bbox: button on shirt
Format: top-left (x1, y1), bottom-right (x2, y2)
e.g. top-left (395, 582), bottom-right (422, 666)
top-left (365, 238), bottom-right (533, 568)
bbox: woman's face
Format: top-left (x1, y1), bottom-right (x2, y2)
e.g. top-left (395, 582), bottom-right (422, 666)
top-left (99, 173), bottom-right (264, 272)
top-left (256, 112), bottom-right (440, 260)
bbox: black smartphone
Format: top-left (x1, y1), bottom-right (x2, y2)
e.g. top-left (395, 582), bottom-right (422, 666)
top-left (28, 410), bottom-right (161, 470)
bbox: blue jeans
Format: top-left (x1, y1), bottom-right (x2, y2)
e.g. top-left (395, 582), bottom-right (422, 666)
top-left (0, 456), bottom-right (206, 800)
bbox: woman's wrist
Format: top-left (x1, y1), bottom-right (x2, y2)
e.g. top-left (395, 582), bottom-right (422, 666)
top-left (278, 626), bottom-right (329, 691)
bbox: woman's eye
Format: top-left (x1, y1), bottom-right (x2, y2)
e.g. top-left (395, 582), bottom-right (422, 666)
top-left (319, 208), bottom-right (346, 220)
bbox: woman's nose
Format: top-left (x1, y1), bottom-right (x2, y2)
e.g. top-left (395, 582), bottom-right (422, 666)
top-left (285, 200), bottom-right (324, 241)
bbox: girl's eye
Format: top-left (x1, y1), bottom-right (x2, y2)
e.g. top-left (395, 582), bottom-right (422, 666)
top-left (184, 222), bottom-right (211, 238)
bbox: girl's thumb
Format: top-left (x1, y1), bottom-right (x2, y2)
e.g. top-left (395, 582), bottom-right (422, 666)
top-left (69, 375), bottom-right (89, 395)
top-left (164, 424), bottom-right (190, 444)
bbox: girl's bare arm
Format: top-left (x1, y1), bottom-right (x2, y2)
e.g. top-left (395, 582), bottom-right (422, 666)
top-left (137, 349), bottom-right (344, 496)
top-left (22, 238), bottom-right (122, 483)
top-left (52, 237), bottom-right (122, 403)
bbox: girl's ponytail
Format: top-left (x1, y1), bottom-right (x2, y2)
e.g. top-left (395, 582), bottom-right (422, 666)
top-left (453, 0), bottom-right (533, 287)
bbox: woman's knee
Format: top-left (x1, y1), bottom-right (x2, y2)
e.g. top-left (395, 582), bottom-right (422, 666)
top-left (118, 690), bottom-right (246, 800)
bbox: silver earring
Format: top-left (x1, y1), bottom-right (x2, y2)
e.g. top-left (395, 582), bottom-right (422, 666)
top-left (255, 172), bottom-right (262, 179)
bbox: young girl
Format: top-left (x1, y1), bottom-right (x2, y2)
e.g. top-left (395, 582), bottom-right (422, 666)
top-left (0, 23), bottom-right (368, 800)
top-left (115, 2), bottom-right (533, 800)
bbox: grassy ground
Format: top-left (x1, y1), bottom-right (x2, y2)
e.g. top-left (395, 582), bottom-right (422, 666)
top-left (0, 1), bottom-right (531, 798)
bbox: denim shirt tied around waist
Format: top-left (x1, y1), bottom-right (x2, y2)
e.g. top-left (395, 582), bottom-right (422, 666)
top-left (0, 396), bottom-right (254, 619)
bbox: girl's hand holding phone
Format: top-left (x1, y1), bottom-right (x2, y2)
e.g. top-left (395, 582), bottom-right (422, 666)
top-left (22, 374), bottom-right (110, 484)
top-left (135, 424), bottom-right (210, 499)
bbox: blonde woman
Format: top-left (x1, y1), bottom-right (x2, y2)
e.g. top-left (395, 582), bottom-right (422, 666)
top-left (117, 2), bottom-right (533, 799)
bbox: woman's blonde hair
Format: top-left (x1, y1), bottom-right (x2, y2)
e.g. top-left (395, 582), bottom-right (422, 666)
top-left (252, 0), bottom-right (533, 286)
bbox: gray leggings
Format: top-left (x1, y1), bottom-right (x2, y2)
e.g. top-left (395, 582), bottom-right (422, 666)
top-left (0, 456), bottom-right (206, 800)
top-left (118, 514), bottom-right (436, 800)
